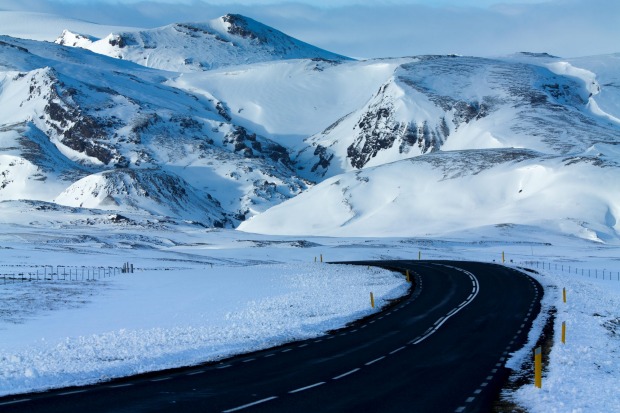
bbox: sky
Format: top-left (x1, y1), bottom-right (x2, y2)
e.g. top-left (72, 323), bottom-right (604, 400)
top-left (1, 0), bottom-right (619, 58)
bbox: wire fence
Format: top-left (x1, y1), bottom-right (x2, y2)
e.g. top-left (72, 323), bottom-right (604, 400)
top-left (519, 260), bottom-right (620, 281)
top-left (1, 262), bottom-right (135, 284)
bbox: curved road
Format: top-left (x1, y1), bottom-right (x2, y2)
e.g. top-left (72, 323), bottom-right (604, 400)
top-left (0, 261), bottom-right (542, 412)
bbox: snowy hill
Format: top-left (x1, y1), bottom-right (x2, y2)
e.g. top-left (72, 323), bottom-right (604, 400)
top-left (239, 148), bottom-right (620, 241)
top-left (56, 14), bottom-right (351, 72)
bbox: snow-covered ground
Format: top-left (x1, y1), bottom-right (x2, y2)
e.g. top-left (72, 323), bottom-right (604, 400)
top-left (508, 263), bottom-right (620, 413)
top-left (1, 210), bottom-right (619, 413)
top-left (1, 263), bottom-right (406, 396)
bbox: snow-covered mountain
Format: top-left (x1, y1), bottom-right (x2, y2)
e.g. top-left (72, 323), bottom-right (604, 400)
top-left (1, 13), bottom-right (620, 242)
top-left (231, 52), bottom-right (620, 240)
top-left (293, 54), bottom-right (620, 179)
top-left (0, 33), bottom-right (307, 225)
top-left (55, 14), bottom-right (350, 72)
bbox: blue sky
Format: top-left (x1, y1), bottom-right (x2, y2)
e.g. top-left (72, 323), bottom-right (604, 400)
top-left (2, 0), bottom-right (619, 58)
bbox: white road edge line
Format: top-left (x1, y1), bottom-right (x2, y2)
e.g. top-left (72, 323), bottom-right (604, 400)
top-left (333, 368), bottom-right (361, 380)
top-left (222, 396), bottom-right (278, 412)
top-left (412, 265), bottom-right (480, 345)
top-left (289, 382), bottom-right (325, 394)
top-left (109, 383), bottom-right (133, 388)
top-left (59, 390), bottom-right (88, 396)
top-left (389, 346), bottom-right (406, 355)
top-left (151, 377), bottom-right (171, 382)
top-left (0, 399), bottom-right (31, 406)
top-left (365, 356), bottom-right (386, 366)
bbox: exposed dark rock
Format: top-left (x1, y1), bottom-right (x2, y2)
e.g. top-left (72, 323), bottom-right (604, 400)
top-left (310, 145), bottom-right (334, 174)
top-left (108, 35), bottom-right (127, 48)
top-left (224, 126), bottom-right (292, 167)
top-left (222, 14), bottom-right (266, 43)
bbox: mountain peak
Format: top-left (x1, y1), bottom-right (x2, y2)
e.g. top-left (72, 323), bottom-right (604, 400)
top-left (54, 14), bottom-right (351, 72)
top-left (55, 29), bottom-right (98, 48)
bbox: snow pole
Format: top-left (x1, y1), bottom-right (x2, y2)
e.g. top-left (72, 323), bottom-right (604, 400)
top-left (370, 292), bottom-right (375, 309)
top-left (406, 270), bottom-right (411, 283)
top-left (534, 346), bottom-right (542, 388)
top-left (418, 251), bottom-right (421, 260)
top-left (563, 287), bottom-right (566, 303)
top-left (502, 251), bottom-right (505, 264)
top-left (320, 254), bottom-right (323, 263)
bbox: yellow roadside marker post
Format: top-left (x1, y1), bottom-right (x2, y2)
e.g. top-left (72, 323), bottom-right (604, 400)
top-left (320, 254), bottom-right (323, 263)
top-left (563, 287), bottom-right (566, 303)
top-left (562, 321), bottom-right (566, 344)
top-left (534, 346), bottom-right (542, 388)
top-left (370, 292), bottom-right (375, 309)
top-left (406, 270), bottom-right (411, 283)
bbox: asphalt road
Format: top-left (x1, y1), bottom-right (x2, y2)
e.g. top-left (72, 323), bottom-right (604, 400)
top-left (0, 260), bottom-right (542, 412)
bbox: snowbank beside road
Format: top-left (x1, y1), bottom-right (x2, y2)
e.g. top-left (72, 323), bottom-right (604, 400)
top-left (0, 263), bottom-right (407, 396)
top-left (508, 264), bottom-right (620, 413)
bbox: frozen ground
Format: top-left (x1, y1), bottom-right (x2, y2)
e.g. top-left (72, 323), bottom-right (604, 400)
top-left (0, 212), bottom-right (619, 412)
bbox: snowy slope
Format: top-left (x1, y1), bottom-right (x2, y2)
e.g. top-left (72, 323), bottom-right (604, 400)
top-left (169, 58), bottom-right (408, 145)
top-left (57, 14), bottom-right (351, 73)
top-left (239, 148), bottom-right (620, 241)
